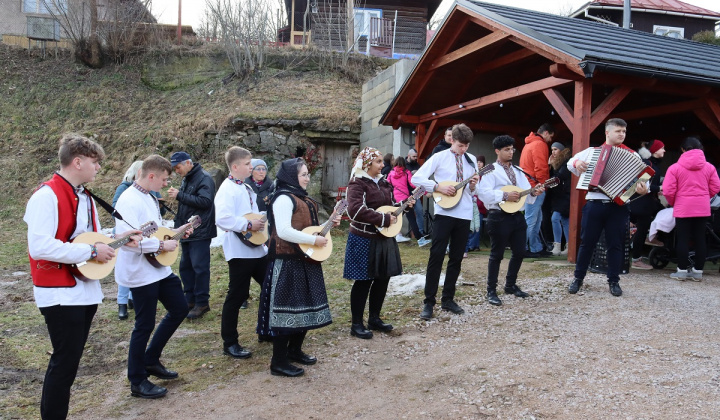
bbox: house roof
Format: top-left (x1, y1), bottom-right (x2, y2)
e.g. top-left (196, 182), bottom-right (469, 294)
top-left (572, 0), bottom-right (720, 19)
top-left (463, 0), bottom-right (720, 85)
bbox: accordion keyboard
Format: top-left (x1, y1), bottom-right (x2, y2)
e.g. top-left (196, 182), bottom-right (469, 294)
top-left (576, 147), bottom-right (602, 190)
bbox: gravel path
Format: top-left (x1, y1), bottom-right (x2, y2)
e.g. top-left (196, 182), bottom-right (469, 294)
top-left (101, 260), bottom-right (720, 420)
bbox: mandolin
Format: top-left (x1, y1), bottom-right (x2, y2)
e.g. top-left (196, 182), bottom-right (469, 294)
top-left (498, 177), bottom-right (559, 214)
top-left (236, 212), bottom-right (268, 247)
top-left (433, 164), bottom-right (495, 209)
top-left (71, 221), bottom-right (158, 281)
top-left (298, 200), bottom-right (348, 262)
top-left (145, 215), bottom-right (202, 268)
top-left (375, 186), bottom-right (426, 238)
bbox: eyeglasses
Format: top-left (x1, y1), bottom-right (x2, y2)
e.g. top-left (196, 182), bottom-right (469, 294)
top-left (254, 167), bottom-right (267, 172)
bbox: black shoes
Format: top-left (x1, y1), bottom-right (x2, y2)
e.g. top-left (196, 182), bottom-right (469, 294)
top-left (609, 282), bottom-right (623, 297)
top-left (130, 379), bottom-right (167, 399)
top-left (258, 334), bottom-right (274, 343)
top-left (441, 300), bottom-right (465, 314)
top-left (270, 363), bottom-right (305, 377)
top-left (504, 285), bottom-right (530, 298)
top-left (568, 278), bottom-right (583, 294)
top-left (127, 299), bottom-right (134, 310)
top-left (419, 303), bottom-right (433, 320)
top-left (145, 363), bottom-right (178, 380)
top-left (288, 350), bottom-right (317, 365)
top-left (487, 290), bottom-right (502, 306)
top-left (223, 344), bottom-right (252, 359)
top-left (187, 305), bottom-right (209, 320)
top-left (240, 300), bottom-right (248, 309)
top-left (350, 323), bottom-right (373, 339)
top-left (367, 316), bottom-right (393, 332)
top-left (118, 304), bottom-right (128, 320)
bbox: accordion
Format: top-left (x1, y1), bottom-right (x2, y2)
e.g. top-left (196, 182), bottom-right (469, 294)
top-left (576, 143), bottom-right (655, 205)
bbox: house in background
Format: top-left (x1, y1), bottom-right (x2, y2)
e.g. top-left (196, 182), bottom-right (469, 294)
top-left (280, 0), bottom-right (442, 58)
top-left (570, 0), bottom-right (720, 39)
top-left (0, 0), bottom-right (189, 50)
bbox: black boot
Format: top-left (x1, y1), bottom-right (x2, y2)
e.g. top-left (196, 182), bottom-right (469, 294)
top-left (118, 304), bottom-right (128, 320)
top-left (487, 290), bottom-right (502, 306)
top-left (350, 317), bottom-right (373, 339)
top-left (270, 336), bottom-right (304, 377)
top-left (287, 332), bottom-right (317, 365)
top-left (367, 313), bottom-right (393, 332)
top-left (568, 278), bottom-right (583, 294)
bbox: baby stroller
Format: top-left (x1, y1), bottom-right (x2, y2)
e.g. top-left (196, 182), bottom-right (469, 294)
top-left (648, 196), bottom-right (720, 270)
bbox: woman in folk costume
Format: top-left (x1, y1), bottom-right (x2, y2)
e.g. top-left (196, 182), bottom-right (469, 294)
top-left (256, 158), bottom-right (340, 377)
top-left (344, 147), bottom-right (415, 339)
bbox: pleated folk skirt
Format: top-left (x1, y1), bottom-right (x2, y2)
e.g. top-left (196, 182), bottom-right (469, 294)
top-left (343, 232), bottom-right (402, 281)
top-left (257, 257), bottom-right (332, 336)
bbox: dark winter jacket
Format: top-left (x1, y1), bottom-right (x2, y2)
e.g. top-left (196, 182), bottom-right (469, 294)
top-left (245, 175), bottom-right (274, 212)
top-left (549, 149), bottom-right (571, 217)
top-left (346, 176), bottom-right (401, 239)
top-left (627, 156), bottom-right (663, 217)
top-left (430, 139), bottom-right (451, 157)
top-left (174, 163), bottom-right (217, 242)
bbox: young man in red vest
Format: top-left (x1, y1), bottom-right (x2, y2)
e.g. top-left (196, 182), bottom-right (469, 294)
top-left (24, 133), bottom-right (140, 419)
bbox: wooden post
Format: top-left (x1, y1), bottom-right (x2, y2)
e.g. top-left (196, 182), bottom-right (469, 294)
top-left (568, 80), bottom-right (592, 262)
top-left (177, 0), bottom-right (182, 45)
top-left (415, 123), bottom-right (426, 163)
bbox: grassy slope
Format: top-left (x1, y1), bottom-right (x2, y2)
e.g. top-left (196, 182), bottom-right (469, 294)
top-left (0, 45), bottom-right (364, 268)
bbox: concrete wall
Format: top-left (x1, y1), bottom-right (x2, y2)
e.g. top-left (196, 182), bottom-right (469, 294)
top-left (360, 58), bottom-right (415, 158)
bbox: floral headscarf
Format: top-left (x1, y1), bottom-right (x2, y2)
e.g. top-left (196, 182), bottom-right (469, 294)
top-left (350, 146), bottom-right (383, 181)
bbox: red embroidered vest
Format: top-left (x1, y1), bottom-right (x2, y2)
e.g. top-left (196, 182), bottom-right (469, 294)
top-left (29, 173), bottom-right (98, 288)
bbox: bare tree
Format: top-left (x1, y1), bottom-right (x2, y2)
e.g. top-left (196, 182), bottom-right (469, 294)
top-left (312, 0), bottom-right (364, 69)
top-left (205, 0), bottom-right (285, 78)
top-left (197, 7), bottom-right (220, 42)
top-left (42, 0), bottom-right (156, 67)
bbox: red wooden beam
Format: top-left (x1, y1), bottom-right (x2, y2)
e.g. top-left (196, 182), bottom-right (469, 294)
top-left (430, 31), bottom-right (510, 70)
top-left (549, 63), bottom-right (585, 80)
top-left (543, 88), bottom-right (575, 134)
top-left (455, 49), bottom-right (536, 104)
top-left (705, 98), bottom-right (720, 122)
top-left (418, 76), bottom-right (573, 123)
top-left (415, 123), bottom-right (428, 161)
top-left (417, 119), bottom-right (439, 160)
top-left (568, 80), bottom-right (593, 263)
top-left (397, 16), bottom-right (470, 118)
top-left (612, 99), bottom-right (704, 122)
top-left (464, 13), bottom-right (581, 69)
top-left (589, 86), bottom-right (632, 131)
top-left (694, 108), bottom-right (720, 141)
top-left (438, 119), bottom-right (532, 136)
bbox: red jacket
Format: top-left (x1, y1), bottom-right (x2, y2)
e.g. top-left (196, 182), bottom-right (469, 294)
top-left (519, 132), bottom-right (550, 186)
top-left (29, 174), bottom-right (98, 288)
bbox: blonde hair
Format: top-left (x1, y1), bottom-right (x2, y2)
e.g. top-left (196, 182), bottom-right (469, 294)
top-left (123, 161), bottom-right (144, 182)
top-left (225, 146), bottom-right (251, 169)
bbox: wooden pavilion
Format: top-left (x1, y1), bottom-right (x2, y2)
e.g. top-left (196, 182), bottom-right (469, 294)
top-left (380, 0), bottom-right (720, 261)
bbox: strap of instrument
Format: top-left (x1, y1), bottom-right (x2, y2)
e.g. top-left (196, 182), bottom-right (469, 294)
top-left (234, 231), bottom-right (261, 248)
top-left (159, 200), bottom-right (176, 216)
top-left (512, 165), bottom-right (539, 183)
top-left (84, 189), bottom-right (137, 230)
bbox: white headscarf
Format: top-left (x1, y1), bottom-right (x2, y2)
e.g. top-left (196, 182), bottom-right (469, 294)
top-left (350, 146), bottom-right (383, 181)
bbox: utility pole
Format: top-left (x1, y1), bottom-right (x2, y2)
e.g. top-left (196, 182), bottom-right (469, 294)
top-left (177, 0), bottom-right (182, 45)
top-left (623, 0), bottom-right (631, 29)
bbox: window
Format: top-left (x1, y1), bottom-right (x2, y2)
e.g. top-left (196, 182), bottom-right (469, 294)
top-left (23, 0), bottom-right (66, 15)
top-left (353, 8), bottom-right (382, 53)
top-left (653, 25), bottom-right (684, 39)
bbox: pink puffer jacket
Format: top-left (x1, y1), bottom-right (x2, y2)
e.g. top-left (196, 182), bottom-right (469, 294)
top-left (386, 167), bottom-right (415, 201)
top-left (662, 149), bottom-right (720, 218)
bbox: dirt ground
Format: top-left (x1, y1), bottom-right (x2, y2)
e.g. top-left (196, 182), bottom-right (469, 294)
top-left (4, 255), bottom-right (720, 419)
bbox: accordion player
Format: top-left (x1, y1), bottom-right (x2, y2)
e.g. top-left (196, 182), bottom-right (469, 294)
top-left (574, 143), bottom-right (654, 205)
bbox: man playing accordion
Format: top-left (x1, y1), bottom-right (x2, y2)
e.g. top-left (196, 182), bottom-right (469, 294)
top-left (567, 118), bottom-right (649, 297)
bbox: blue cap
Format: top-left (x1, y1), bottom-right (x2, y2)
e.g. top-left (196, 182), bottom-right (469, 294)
top-left (170, 151), bottom-right (192, 167)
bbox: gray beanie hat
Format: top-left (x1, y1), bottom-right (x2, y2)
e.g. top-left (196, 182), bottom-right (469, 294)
top-left (251, 158), bottom-right (267, 170)
top-left (551, 142), bottom-right (565, 151)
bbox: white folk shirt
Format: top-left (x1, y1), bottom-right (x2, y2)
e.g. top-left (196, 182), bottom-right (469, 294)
top-left (24, 185), bottom-right (104, 308)
top-left (214, 178), bottom-right (268, 260)
top-left (411, 148), bottom-right (479, 220)
top-left (477, 162), bottom-right (536, 211)
top-left (272, 195), bottom-right (319, 245)
top-left (114, 186), bottom-right (172, 288)
top-left (567, 146), bottom-right (648, 201)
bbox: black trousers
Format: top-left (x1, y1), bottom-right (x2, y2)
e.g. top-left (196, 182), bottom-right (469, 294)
top-left (575, 201), bottom-right (629, 283)
top-left (222, 256), bottom-right (268, 346)
top-left (179, 239), bottom-right (212, 306)
top-left (630, 212), bottom-right (652, 259)
top-left (675, 217), bottom-right (709, 271)
top-left (128, 274), bottom-right (189, 385)
top-left (39, 304), bottom-right (97, 420)
top-left (486, 210), bottom-right (527, 292)
top-left (424, 215), bottom-right (471, 305)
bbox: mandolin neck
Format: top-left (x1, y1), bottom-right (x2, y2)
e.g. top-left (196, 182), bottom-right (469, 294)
top-left (319, 211), bottom-right (337, 236)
